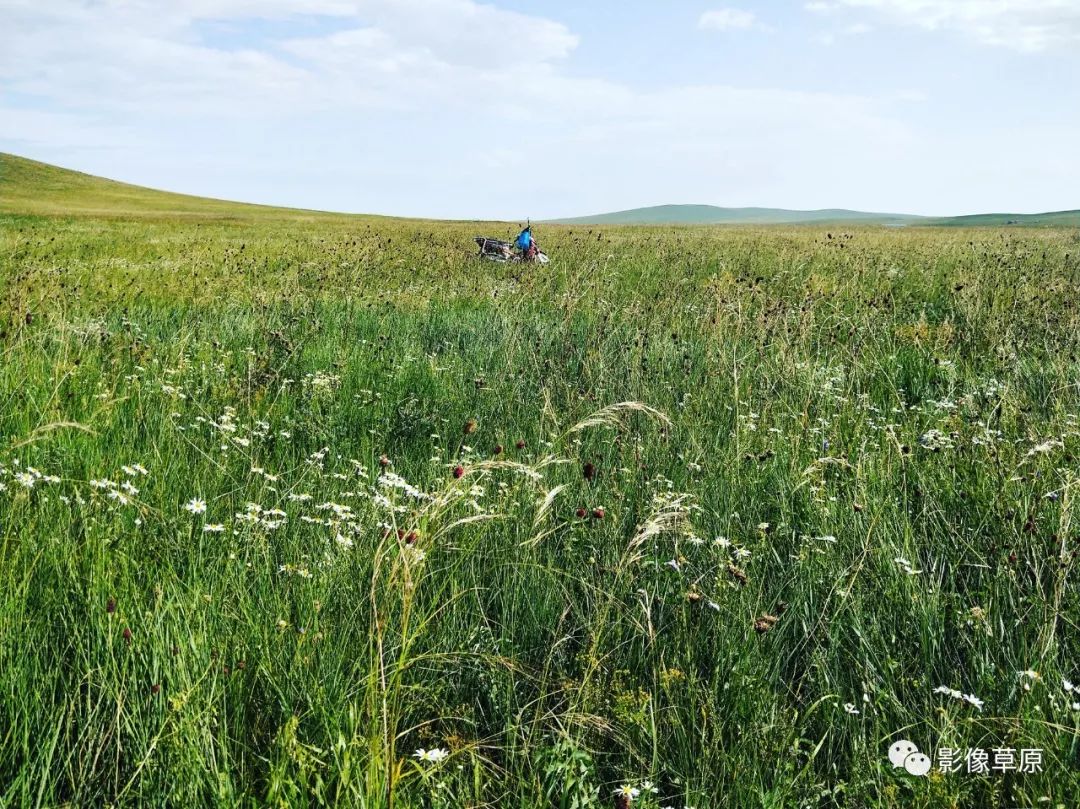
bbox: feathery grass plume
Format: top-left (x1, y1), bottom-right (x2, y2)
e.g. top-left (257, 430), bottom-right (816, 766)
top-left (9, 421), bottom-right (96, 450)
top-left (564, 401), bottom-right (670, 437)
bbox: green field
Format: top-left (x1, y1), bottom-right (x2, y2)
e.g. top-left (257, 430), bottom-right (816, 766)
top-left (2, 154), bottom-right (1080, 808)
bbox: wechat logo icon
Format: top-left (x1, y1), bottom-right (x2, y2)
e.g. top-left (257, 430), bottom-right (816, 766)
top-left (889, 739), bottom-right (932, 777)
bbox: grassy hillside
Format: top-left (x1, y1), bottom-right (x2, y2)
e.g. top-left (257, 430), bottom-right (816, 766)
top-left (548, 203), bottom-right (927, 226)
top-left (0, 152), bottom-right (349, 221)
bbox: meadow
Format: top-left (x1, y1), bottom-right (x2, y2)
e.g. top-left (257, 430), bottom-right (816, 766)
top-left (2, 161), bottom-right (1080, 807)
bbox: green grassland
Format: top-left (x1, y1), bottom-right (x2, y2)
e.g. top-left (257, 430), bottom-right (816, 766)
top-left (2, 154), bottom-right (1080, 808)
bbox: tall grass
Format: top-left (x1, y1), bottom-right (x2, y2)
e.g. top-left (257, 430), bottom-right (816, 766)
top-left (2, 213), bottom-right (1079, 807)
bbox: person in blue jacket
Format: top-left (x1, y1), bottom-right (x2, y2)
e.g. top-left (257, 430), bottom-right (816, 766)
top-left (515, 224), bottom-right (538, 260)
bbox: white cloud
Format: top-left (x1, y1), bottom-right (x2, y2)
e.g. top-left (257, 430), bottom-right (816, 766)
top-left (7, 0), bottom-right (1072, 218)
top-left (833, 0), bottom-right (1080, 51)
top-left (0, 1), bottom-right (922, 217)
top-left (698, 8), bottom-right (758, 31)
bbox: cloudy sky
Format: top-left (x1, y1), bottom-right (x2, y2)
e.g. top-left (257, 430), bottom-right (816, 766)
top-left (2, 0), bottom-right (1079, 219)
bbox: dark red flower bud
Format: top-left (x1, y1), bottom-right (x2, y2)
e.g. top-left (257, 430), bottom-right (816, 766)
top-left (591, 507), bottom-right (606, 520)
top-left (106, 597), bottom-right (117, 614)
top-left (453, 465), bottom-right (465, 479)
top-left (122, 627), bottom-right (132, 645)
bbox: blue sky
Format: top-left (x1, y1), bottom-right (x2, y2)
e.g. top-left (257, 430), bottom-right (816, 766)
top-left (2, 0), bottom-right (1079, 219)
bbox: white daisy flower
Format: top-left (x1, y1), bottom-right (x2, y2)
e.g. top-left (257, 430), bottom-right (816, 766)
top-left (184, 498), bottom-right (207, 515)
top-left (413, 748), bottom-right (449, 763)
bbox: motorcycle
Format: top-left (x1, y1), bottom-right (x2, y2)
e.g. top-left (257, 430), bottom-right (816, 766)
top-left (474, 236), bottom-right (549, 264)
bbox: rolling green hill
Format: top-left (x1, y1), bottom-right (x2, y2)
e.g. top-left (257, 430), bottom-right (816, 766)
top-left (0, 152), bottom-right (345, 221)
top-left (549, 203), bottom-right (1080, 228)
top-left (547, 203), bottom-right (927, 226)
top-left (928, 210), bottom-right (1080, 227)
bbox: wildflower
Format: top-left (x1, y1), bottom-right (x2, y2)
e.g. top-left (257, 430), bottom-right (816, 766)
top-left (844, 703), bottom-right (860, 715)
top-left (754, 614), bottom-right (779, 634)
top-left (962, 693), bottom-right (984, 710)
top-left (575, 507), bottom-right (587, 519)
top-left (184, 498), bottom-right (207, 515)
top-left (1064, 679), bottom-right (1074, 693)
top-left (203, 524), bottom-right (225, 533)
top-left (379, 455), bottom-right (391, 468)
top-left (935, 684), bottom-right (983, 710)
top-left (122, 627), bottom-right (132, 645)
top-left (515, 439), bottom-right (526, 449)
top-left (453, 465), bottom-right (465, 479)
top-left (727, 562), bottom-right (748, 586)
top-left (591, 507), bottom-right (605, 520)
top-left (615, 785), bottom-right (640, 799)
top-left (918, 429), bottom-right (953, 451)
top-left (14, 472), bottom-right (35, 489)
top-left (414, 748), bottom-right (449, 763)
top-left (641, 780), bottom-right (659, 794)
top-left (895, 557), bottom-right (921, 575)
top-left (664, 559), bottom-right (681, 572)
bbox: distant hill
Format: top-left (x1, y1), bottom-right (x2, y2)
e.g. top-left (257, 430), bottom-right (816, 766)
top-left (547, 204), bottom-right (927, 226)
top-left (0, 152), bottom-right (344, 221)
top-left (927, 211), bottom-right (1080, 227)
